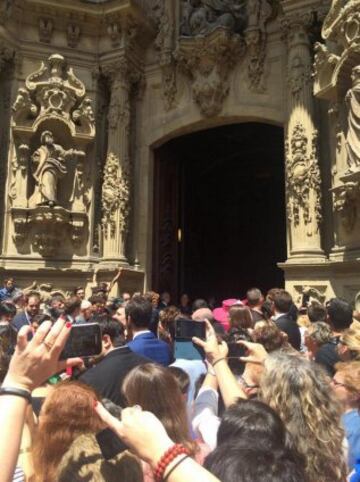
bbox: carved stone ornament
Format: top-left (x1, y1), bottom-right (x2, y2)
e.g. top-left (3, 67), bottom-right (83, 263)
top-left (244, 0), bottom-right (274, 93)
top-left (313, 0), bottom-right (360, 100)
top-left (151, 1), bottom-right (177, 110)
top-left (180, 0), bottom-right (248, 37)
top-left (38, 17), bottom-right (54, 44)
top-left (101, 152), bottom-right (130, 239)
top-left (67, 24), bottom-right (81, 49)
top-left (345, 65), bottom-right (360, 171)
top-left (285, 122), bottom-right (322, 231)
top-left (9, 54), bottom-right (95, 257)
top-left (107, 71), bottom-right (131, 132)
top-left (12, 53), bottom-right (95, 137)
top-left (107, 22), bottom-right (121, 48)
top-left (288, 54), bottom-right (311, 100)
top-left (11, 206), bottom-right (88, 256)
top-left (331, 170), bottom-right (360, 232)
top-left (176, 1), bottom-right (275, 115)
top-left (294, 285), bottom-right (327, 305)
top-left (176, 28), bottom-right (246, 117)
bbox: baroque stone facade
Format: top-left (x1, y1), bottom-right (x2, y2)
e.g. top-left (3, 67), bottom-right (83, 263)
top-left (0, 0), bottom-right (359, 300)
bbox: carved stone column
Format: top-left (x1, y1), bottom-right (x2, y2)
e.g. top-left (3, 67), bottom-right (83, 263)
top-left (101, 60), bottom-right (133, 263)
top-left (283, 16), bottom-right (325, 260)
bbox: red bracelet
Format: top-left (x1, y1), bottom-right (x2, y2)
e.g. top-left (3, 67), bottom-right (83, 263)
top-left (154, 444), bottom-right (191, 482)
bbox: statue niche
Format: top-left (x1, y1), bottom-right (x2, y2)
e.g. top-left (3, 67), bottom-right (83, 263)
top-left (345, 65), bottom-right (360, 172)
top-left (331, 65), bottom-right (360, 233)
top-left (29, 130), bottom-right (84, 208)
top-left (9, 54), bottom-right (95, 257)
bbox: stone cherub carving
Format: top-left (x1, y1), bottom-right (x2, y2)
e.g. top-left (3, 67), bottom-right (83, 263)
top-left (30, 130), bottom-right (84, 207)
top-left (345, 65), bottom-right (360, 172)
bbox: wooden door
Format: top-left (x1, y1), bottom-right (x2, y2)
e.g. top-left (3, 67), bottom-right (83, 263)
top-left (152, 145), bottom-right (183, 301)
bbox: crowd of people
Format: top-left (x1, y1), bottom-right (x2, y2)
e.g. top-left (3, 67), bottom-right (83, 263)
top-left (1, 275), bottom-right (360, 482)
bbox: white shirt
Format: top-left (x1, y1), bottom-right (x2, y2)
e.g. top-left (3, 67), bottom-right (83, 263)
top-left (132, 329), bottom-right (151, 340)
top-left (272, 312), bottom-right (288, 322)
top-left (192, 386), bottom-right (220, 450)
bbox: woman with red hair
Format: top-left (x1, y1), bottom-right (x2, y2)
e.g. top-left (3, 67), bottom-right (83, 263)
top-left (32, 381), bottom-right (103, 482)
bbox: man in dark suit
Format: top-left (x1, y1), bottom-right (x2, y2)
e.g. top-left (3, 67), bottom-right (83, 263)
top-left (126, 296), bottom-right (172, 366)
top-left (79, 316), bottom-right (149, 406)
top-left (11, 294), bottom-right (41, 331)
top-left (272, 290), bottom-right (301, 351)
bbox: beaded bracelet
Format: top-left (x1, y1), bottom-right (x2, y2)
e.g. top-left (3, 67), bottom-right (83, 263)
top-left (154, 444), bottom-right (191, 482)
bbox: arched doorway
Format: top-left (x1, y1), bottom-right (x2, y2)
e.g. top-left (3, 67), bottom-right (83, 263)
top-left (152, 123), bottom-right (286, 303)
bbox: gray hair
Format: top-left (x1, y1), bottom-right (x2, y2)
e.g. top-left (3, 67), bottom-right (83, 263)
top-left (307, 322), bottom-right (332, 346)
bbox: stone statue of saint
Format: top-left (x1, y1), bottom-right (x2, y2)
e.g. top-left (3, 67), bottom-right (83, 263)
top-left (30, 130), bottom-right (84, 207)
top-left (345, 65), bottom-right (360, 171)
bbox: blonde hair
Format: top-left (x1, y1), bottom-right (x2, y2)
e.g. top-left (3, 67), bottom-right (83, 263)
top-left (260, 353), bottom-right (347, 482)
top-left (57, 433), bottom-right (142, 482)
top-left (341, 326), bottom-right (360, 360)
top-left (335, 361), bottom-right (360, 395)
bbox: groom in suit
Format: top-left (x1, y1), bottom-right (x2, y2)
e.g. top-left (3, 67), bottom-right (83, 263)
top-left (12, 294), bottom-right (41, 331)
top-left (126, 296), bottom-right (172, 366)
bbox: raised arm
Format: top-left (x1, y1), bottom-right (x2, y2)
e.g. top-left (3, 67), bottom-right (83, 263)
top-left (95, 403), bottom-right (221, 482)
top-left (193, 321), bottom-right (268, 407)
top-left (0, 318), bottom-right (82, 482)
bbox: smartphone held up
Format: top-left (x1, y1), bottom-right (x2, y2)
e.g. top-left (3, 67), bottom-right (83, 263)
top-left (60, 323), bottom-right (102, 360)
top-left (174, 319), bottom-right (206, 361)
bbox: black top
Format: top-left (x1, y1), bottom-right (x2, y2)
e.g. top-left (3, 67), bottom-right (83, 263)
top-left (79, 346), bottom-right (149, 406)
top-left (315, 337), bottom-right (340, 376)
top-left (274, 314), bottom-right (301, 351)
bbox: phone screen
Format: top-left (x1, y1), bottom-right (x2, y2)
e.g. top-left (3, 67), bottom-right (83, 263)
top-left (60, 323), bottom-right (102, 360)
top-left (175, 319), bottom-right (206, 340)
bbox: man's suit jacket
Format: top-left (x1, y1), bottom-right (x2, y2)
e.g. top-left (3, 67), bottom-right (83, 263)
top-left (79, 346), bottom-right (149, 406)
top-left (128, 332), bottom-right (172, 366)
top-left (12, 311), bottom-right (30, 332)
top-left (274, 314), bottom-right (301, 351)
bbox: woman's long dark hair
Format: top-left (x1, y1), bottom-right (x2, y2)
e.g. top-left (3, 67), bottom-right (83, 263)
top-left (123, 363), bottom-right (198, 455)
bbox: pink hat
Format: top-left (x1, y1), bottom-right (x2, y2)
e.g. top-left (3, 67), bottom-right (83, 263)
top-left (212, 299), bottom-right (243, 332)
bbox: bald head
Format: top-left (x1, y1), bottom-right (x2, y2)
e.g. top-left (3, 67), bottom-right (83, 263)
top-left (192, 308), bottom-right (214, 323)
